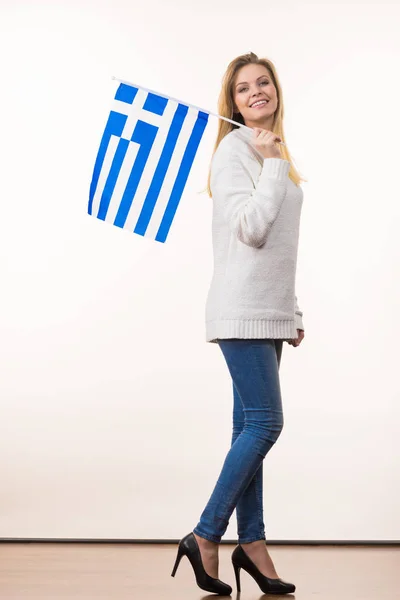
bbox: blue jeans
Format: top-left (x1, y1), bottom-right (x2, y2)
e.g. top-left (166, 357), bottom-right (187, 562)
top-left (193, 339), bottom-right (284, 544)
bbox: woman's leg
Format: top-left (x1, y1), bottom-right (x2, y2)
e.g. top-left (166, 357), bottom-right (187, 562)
top-left (193, 339), bottom-right (284, 544)
top-left (232, 339), bottom-right (283, 543)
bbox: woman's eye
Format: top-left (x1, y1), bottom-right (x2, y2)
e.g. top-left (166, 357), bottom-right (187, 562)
top-left (239, 81), bottom-right (268, 93)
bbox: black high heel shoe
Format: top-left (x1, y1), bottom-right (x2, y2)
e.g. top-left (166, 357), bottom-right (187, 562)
top-left (171, 532), bottom-right (232, 595)
top-left (232, 544), bottom-right (296, 594)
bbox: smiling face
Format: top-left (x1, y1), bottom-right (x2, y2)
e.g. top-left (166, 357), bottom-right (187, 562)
top-left (232, 63), bottom-right (278, 129)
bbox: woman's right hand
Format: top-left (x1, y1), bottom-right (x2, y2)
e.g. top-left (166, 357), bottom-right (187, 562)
top-left (252, 127), bottom-right (283, 159)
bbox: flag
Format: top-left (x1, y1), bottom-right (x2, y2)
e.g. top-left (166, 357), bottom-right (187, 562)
top-left (88, 81), bottom-right (209, 243)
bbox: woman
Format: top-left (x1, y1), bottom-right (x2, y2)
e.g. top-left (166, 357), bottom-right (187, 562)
top-left (171, 51), bottom-right (306, 595)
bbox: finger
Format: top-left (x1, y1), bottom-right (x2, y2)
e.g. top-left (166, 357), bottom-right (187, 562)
top-left (256, 128), bottom-right (270, 137)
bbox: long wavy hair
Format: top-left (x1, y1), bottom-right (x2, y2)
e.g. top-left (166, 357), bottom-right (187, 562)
top-left (205, 52), bottom-right (307, 197)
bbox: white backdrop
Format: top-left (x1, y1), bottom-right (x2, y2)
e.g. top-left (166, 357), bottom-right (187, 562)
top-left (0, 0), bottom-right (399, 541)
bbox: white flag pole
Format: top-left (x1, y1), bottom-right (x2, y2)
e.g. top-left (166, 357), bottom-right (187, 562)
top-left (111, 76), bottom-right (286, 146)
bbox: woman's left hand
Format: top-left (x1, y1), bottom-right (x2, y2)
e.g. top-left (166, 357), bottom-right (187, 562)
top-left (287, 329), bottom-right (305, 347)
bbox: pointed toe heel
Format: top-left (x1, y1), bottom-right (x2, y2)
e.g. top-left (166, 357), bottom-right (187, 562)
top-left (171, 532), bottom-right (232, 595)
top-left (231, 544), bottom-right (296, 595)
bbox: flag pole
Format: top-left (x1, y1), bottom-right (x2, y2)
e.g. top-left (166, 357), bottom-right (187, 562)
top-left (111, 76), bottom-right (286, 146)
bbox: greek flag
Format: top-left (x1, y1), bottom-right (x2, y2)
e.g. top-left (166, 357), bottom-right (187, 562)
top-left (88, 81), bottom-right (209, 243)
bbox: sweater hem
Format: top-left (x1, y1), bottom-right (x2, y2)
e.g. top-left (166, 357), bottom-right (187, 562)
top-left (205, 318), bottom-right (298, 344)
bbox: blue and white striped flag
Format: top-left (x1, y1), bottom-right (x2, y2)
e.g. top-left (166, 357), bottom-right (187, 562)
top-left (88, 80), bottom-right (210, 243)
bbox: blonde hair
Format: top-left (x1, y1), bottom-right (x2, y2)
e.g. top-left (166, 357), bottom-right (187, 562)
top-left (205, 52), bottom-right (307, 197)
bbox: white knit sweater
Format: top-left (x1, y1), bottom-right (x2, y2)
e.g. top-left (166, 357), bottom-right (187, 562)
top-left (205, 126), bottom-right (304, 344)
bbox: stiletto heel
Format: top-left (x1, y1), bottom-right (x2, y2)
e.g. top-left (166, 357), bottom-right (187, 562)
top-left (231, 544), bottom-right (296, 595)
top-left (171, 544), bottom-right (184, 577)
top-left (233, 562), bottom-right (241, 592)
top-left (171, 532), bottom-right (232, 595)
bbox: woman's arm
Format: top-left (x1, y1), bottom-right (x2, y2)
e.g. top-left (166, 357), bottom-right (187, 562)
top-left (211, 151), bottom-right (291, 248)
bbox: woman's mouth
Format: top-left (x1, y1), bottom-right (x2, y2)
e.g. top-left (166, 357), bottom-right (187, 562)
top-left (251, 99), bottom-right (269, 109)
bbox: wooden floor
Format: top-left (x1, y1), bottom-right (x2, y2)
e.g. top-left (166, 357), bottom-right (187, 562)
top-left (0, 542), bottom-right (397, 599)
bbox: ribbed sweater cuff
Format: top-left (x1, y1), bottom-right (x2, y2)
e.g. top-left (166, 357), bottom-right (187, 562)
top-left (261, 158), bottom-right (291, 180)
top-left (295, 312), bottom-right (304, 331)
